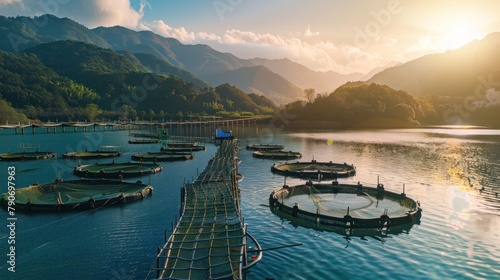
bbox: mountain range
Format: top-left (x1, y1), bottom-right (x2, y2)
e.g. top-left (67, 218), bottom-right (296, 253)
top-left (1, 13), bottom-right (500, 127)
top-left (368, 32), bottom-right (500, 98)
top-left (0, 14), bottom-right (366, 104)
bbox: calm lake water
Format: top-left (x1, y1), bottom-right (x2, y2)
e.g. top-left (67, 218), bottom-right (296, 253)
top-left (1, 126), bottom-right (499, 280)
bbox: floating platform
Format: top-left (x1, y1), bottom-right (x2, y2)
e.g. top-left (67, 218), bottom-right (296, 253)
top-left (246, 144), bottom-right (285, 151)
top-left (160, 145), bottom-right (206, 152)
top-left (0, 179), bottom-right (153, 212)
top-left (0, 151), bottom-right (56, 161)
top-left (165, 142), bottom-right (197, 147)
top-left (269, 182), bottom-right (422, 229)
top-left (271, 160), bottom-right (356, 179)
top-left (130, 132), bottom-right (160, 139)
top-left (74, 161), bottom-right (162, 178)
top-left (131, 152), bottom-right (194, 162)
top-left (128, 139), bottom-right (161, 144)
top-left (253, 150), bottom-right (302, 160)
top-left (62, 150), bottom-right (122, 159)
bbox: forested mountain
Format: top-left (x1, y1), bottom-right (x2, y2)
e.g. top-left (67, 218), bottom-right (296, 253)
top-left (0, 41), bottom-right (277, 122)
top-left (130, 52), bottom-right (209, 88)
top-left (284, 83), bottom-right (437, 128)
top-left (368, 32), bottom-right (500, 98)
top-left (92, 26), bottom-right (303, 103)
top-left (203, 65), bottom-right (305, 104)
top-left (2, 14), bottom-right (500, 127)
top-left (25, 40), bottom-right (145, 78)
top-left (0, 49), bottom-right (99, 121)
top-left (0, 14), bottom-right (109, 52)
top-left (0, 14), bottom-right (366, 104)
top-left (249, 58), bottom-right (364, 94)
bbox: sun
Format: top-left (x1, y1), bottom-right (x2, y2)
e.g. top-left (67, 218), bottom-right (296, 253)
top-left (440, 23), bottom-right (482, 50)
top-left (439, 21), bottom-right (481, 50)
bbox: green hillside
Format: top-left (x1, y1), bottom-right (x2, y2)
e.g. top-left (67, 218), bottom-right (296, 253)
top-left (0, 41), bottom-right (276, 122)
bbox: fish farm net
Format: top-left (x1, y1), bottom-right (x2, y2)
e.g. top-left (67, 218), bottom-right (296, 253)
top-left (270, 183), bottom-right (421, 228)
top-left (73, 162), bottom-right (162, 178)
top-left (271, 160), bottom-right (356, 179)
top-left (14, 181), bottom-right (149, 205)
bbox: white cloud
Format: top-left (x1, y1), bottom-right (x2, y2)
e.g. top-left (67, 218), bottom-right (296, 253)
top-left (0, 0), bottom-right (22, 5)
top-left (147, 21), bottom-right (374, 73)
top-left (151, 20), bottom-right (196, 42)
top-left (0, 0), bottom-right (147, 29)
top-left (304, 26), bottom-right (319, 37)
top-left (86, 0), bottom-right (146, 28)
top-left (0, 0), bottom-right (399, 73)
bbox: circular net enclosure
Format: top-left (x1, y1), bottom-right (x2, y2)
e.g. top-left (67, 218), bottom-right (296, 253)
top-left (271, 160), bottom-right (356, 179)
top-left (270, 182), bottom-right (421, 229)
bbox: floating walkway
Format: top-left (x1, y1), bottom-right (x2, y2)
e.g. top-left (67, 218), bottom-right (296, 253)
top-left (150, 139), bottom-right (260, 279)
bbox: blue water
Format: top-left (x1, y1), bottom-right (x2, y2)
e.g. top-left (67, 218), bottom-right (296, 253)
top-left (1, 126), bottom-right (499, 279)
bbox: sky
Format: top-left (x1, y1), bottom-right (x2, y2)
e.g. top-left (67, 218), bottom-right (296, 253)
top-left (1, 0), bottom-right (500, 74)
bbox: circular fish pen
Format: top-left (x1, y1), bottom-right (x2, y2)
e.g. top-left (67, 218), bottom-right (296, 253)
top-left (253, 151), bottom-right (302, 160)
top-left (128, 139), bottom-right (161, 144)
top-left (0, 151), bottom-right (56, 161)
top-left (271, 160), bottom-right (356, 179)
top-left (74, 161), bottom-right (162, 178)
top-left (131, 152), bottom-right (194, 162)
top-left (269, 182), bottom-right (422, 229)
top-left (0, 179), bottom-right (153, 212)
top-left (62, 150), bottom-right (122, 159)
top-left (161, 145), bottom-right (206, 152)
top-left (246, 144), bottom-right (285, 151)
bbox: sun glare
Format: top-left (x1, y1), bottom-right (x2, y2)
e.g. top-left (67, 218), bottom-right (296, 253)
top-left (441, 26), bottom-right (481, 50)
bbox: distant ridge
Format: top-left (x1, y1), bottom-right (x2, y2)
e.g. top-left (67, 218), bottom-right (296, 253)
top-left (368, 32), bottom-right (500, 97)
top-left (205, 65), bottom-right (305, 104)
top-left (249, 57), bottom-right (364, 93)
top-left (0, 14), bottom-right (368, 104)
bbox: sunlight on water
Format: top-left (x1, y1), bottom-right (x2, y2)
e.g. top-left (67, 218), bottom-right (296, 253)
top-left (0, 126), bottom-right (498, 279)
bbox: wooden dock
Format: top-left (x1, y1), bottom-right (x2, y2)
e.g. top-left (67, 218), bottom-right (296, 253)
top-left (0, 117), bottom-right (262, 135)
top-left (150, 139), bottom-right (250, 279)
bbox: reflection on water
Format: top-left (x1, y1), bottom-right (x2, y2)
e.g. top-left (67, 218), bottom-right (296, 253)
top-left (0, 126), bottom-right (499, 279)
top-left (241, 126), bottom-right (500, 279)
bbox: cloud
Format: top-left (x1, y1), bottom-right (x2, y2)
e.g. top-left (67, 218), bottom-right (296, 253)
top-left (0, 0), bottom-right (147, 29)
top-left (0, 0), bottom-right (22, 5)
top-left (147, 22), bottom-right (372, 73)
top-left (151, 20), bottom-right (196, 42)
top-left (304, 26), bottom-right (319, 37)
top-left (0, 0), bottom-right (399, 73)
top-left (88, 0), bottom-right (146, 28)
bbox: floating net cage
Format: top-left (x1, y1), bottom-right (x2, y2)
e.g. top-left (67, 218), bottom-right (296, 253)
top-left (253, 150), bottom-right (302, 160)
top-left (73, 161), bottom-right (162, 178)
top-left (62, 150), bottom-right (122, 159)
top-left (0, 151), bottom-right (56, 161)
top-left (271, 160), bottom-right (356, 179)
top-left (1, 179), bottom-right (153, 212)
top-left (269, 181), bottom-right (422, 230)
top-left (246, 144), bottom-right (285, 151)
top-left (131, 152), bottom-right (194, 162)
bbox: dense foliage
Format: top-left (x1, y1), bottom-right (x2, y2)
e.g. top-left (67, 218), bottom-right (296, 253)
top-left (0, 50), bottom-right (99, 121)
top-left (285, 83), bottom-right (435, 128)
top-left (0, 41), bottom-right (277, 122)
top-left (285, 82), bottom-right (500, 128)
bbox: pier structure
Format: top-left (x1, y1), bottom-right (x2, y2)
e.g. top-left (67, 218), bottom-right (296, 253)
top-left (149, 139), bottom-right (258, 279)
top-left (0, 117), bottom-right (262, 135)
